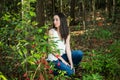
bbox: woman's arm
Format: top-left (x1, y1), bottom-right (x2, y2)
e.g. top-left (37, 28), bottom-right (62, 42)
top-left (66, 34), bottom-right (74, 69)
top-left (48, 29), bottom-right (69, 65)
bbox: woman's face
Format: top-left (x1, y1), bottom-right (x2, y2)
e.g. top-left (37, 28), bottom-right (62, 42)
top-left (53, 15), bottom-right (60, 28)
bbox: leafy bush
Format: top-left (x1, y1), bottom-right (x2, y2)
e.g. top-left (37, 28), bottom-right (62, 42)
top-left (0, 1), bottom-right (53, 79)
top-left (0, 1), bottom-right (71, 79)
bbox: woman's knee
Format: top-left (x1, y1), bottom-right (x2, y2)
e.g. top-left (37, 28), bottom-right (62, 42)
top-left (76, 50), bottom-right (83, 57)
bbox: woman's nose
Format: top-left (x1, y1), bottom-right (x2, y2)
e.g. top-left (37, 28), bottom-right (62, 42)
top-left (54, 20), bottom-right (57, 24)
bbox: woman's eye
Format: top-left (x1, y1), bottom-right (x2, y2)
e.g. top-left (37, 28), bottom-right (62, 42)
top-left (53, 18), bottom-right (59, 21)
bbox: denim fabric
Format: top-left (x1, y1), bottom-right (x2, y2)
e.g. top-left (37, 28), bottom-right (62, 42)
top-left (52, 50), bottom-right (83, 76)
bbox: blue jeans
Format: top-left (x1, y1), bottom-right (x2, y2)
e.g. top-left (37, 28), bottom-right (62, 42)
top-left (52, 50), bottom-right (83, 76)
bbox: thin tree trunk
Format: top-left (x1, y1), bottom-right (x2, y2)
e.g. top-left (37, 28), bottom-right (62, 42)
top-left (112, 0), bottom-right (116, 23)
top-left (70, 0), bottom-right (75, 25)
top-left (52, 0), bottom-right (55, 16)
top-left (60, 0), bottom-right (62, 12)
top-left (106, 0), bottom-right (111, 19)
top-left (36, 0), bottom-right (45, 27)
top-left (21, 0), bottom-right (24, 20)
top-left (82, 0), bottom-right (86, 30)
top-left (0, 0), bottom-right (3, 16)
top-left (92, 0), bottom-right (96, 26)
top-left (89, 0), bottom-right (92, 12)
top-left (105, 0), bottom-right (108, 18)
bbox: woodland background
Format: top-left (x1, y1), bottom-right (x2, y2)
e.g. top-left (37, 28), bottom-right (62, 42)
top-left (0, 0), bottom-right (120, 80)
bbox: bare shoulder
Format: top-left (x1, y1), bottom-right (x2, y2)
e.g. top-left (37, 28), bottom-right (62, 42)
top-left (48, 28), bottom-right (54, 36)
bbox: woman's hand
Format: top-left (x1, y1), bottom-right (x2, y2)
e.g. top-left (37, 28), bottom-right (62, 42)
top-left (66, 62), bottom-right (75, 73)
top-left (70, 64), bottom-right (73, 69)
top-left (70, 64), bottom-right (75, 73)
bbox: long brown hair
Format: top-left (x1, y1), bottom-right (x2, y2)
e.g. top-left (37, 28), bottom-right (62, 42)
top-left (53, 13), bottom-right (69, 43)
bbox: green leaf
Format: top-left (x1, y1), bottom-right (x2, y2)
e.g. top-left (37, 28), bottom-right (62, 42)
top-left (0, 42), bottom-right (3, 46)
top-left (44, 35), bottom-right (48, 39)
top-left (32, 21), bottom-right (38, 26)
top-left (0, 72), bottom-right (7, 80)
top-left (3, 14), bottom-right (11, 21)
top-left (28, 60), bottom-right (35, 65)
top-left (38, 29), bottom-right (42, 33)
top-left (30, 11), bottom-right (36, 17)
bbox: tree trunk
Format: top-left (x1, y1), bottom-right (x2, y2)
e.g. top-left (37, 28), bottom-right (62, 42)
top-left (70, 0), bottom-right (76, 25)
top-left (89, 0), bottom-right (92, 12)
top-left (112, 0), bottom-right (116, 23)
top-left (0, 0), bottom-right (3, 17)
top-left (92, 0), bottom-right (96, 26)
top-left (60, 0), bottom-right (63, 12)
top-left (106, 0), bottom-right (111, 19)
top-left (52, 0), bottom-right (55, 16)
top-left (105, 0), bottom-right (108, 18)
top-left (82, 0), bottom-right (86, 30)
top-left (36, 0), bottom-right (45, 27)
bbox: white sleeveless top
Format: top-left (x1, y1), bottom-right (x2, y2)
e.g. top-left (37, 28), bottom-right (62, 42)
top-left (47, 29), bottom-right (66, 61)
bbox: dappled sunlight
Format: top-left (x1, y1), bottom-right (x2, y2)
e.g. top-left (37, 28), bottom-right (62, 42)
top-left (71, 30), bottom-right (85, 36)
top-left (71, 29), bottom-right (95, 36)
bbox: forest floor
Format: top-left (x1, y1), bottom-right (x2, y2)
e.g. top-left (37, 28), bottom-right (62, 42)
top-left (69, 20), bottom-right (120, 80)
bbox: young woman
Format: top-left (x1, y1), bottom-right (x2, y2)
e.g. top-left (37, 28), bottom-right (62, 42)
top-left (47, 13), bottom-right (83, 76)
